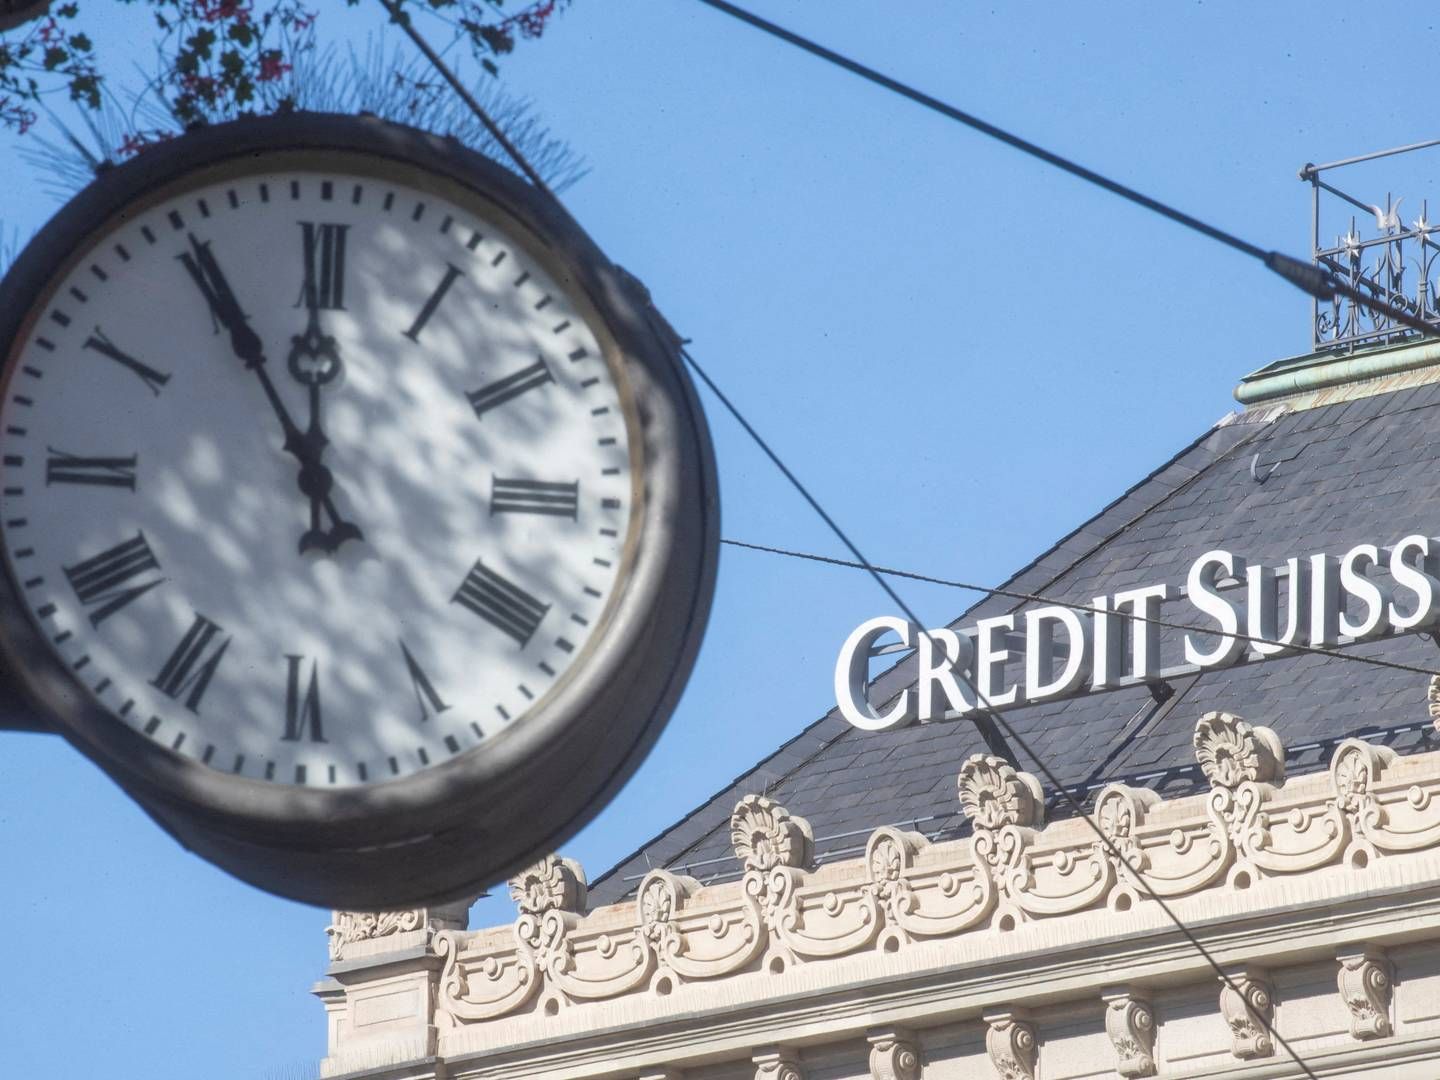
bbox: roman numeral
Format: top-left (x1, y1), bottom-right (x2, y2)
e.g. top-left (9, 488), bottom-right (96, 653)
top-left (466, 357), bottom-right (554, 419)
top-left (151, 613), bottom-right (230, 713)
top-left (83, 327), bottom-right (171, 396)
top-left (46, 448), bottom-right (138, 489)
top-left (298, 222), bottom-right (349, 310)
top-left (491, 477), bottom-right (580, 519)
top-left (282, 655), bottom-right (325, 743)
top-left (400, 639), bottom-right (450, 723)
top-left (452, 560), bottom-right (550, 646)
top-left (63, 532), bottom-right (164, 627)
top-left (403, 263), bottom-right (464, 342)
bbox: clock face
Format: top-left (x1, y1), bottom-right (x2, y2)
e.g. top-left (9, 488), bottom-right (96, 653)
top-left (0, 163), bottom-right (638, 789)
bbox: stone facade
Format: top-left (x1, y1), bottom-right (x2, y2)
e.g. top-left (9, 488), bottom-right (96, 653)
top-left (314, 705), bottom-right (1440, 1079)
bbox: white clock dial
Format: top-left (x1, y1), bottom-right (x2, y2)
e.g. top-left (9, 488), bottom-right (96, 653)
top-left (0, 169), bottom-right (637, 788)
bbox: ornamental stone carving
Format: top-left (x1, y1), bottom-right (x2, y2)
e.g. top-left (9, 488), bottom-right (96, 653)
top-left (1193, 712), bottom-right (1284, 789)
top-left (509, 854), bottom-right (587, 916)
top-left (732, 795), bottom-right (814, 872)
top-left (326, 902), bottom-right (470, 962)
top-left (1219, 968), bottom-right (1274, 1059)
top-left (327, 909), bottom-right (425, 960)
top-left (1102, 988), bottom-right (1156, 1077)
top-left (753, 1046), bottom-right (805, 1080)
top-left (959, 755), bottom-right (1044, 830)
top-left (1428, 674), bottom-right (1440, 730)
top-left (421, 733), bottom-right (1440, 1036)
top-left (1337, 947), bottom-right (1393, 1040)
top-left (867, 1026), bottom-right (921, 1080)
top-left (984, 1009), bottom-right (1037, 1080)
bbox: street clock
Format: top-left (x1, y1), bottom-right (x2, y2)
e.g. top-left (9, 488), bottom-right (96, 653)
top-left (0, 113), bottom-right (718, 908)
top-left (0, 0), bottom-right (49, 32)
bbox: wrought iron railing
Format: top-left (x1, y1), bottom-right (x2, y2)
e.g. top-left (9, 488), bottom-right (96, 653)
top-left (1302, 139), bottom-right (1440, 353)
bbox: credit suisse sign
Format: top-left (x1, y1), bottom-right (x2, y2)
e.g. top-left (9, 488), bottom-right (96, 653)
top-left (836, 533), bottom-right (1437, 730)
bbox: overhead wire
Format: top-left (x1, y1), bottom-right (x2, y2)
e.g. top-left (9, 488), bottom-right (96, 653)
top-left (720, 536), bottom-right (1440, 681)
top-left (384, 5), bottom-right (1326, 1074)
top-left (688, 0), bottom-right (1440, 343)
top-left (687, 350), bottom-right (1321, 1080)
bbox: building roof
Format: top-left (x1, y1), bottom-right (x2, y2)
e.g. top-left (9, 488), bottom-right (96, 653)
top-left (587, 362), bottom-right (1440, 905)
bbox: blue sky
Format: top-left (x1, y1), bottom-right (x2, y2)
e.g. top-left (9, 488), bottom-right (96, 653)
top-left (3, 2), bottom-right (1438, 1075)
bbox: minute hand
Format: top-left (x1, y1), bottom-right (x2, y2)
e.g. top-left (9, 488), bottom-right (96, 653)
top-left (178, 234), bottom-right (306, 454)
top-left (179, 234), bottom-right (363, 550)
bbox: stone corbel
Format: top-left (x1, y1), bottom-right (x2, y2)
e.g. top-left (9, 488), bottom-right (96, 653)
top-left (1101, 987), bottom-right (1156, 1077)
top-left (1337, 946), bottom-right (1393, 1040)
top-left (867, 1026), bottom-right (921, 1080)
top-left (753, 1045), bottom-right (805, 1080)
top-left (1219, 967), bottom-right (1275, 1060)
top-left (983, 1008), bottom-right (1038, 1080)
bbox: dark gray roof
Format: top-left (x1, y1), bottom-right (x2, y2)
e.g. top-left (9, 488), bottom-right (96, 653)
top-left (588, 379), bottom-right (1440, 905)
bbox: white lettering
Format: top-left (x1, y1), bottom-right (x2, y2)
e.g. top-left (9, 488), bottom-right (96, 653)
top-left (1113, 583), bottom-right (1174, 679)
top-left (1246, 557), bottom-right (1307, 657)
top-left (834, 616), bottom-right (914, 730)
top-left (1025, 606), bottom-right (1091, 700)
top-left (974, 614), bottom-right (1019, 707)
top-left (916, 628), bottom-right (975, 720)
top-left (1339, 543), bottom-right (1391, 639)
top-left (1185, 550), bottom-right (1247, 667)
top-left (1389, 535), bottom-right (1440, 631)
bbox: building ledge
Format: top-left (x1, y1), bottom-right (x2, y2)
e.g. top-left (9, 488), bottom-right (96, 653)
top-left (316, 696), bottom-right (1440, 1078)
top-left (1236, 337), bottom-right (1440, 410)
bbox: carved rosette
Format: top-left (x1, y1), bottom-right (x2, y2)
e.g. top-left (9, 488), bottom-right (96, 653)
top-left (984, 1010), bottom-right (1037, 1080)
top-left (732, 795), bottom-right (815, 873)
top-left (1337, 948), bottom-right (1392, 1040)
top-left (509, 854), bottom-right (587, 917)
top-left (753, 1046), bottom-right (805, 1080)
top-left (1219, 969), bottom-right (1274, 1059)
top-left (1102, 989), bottom-right (1156, 1077)
top-left (867, 1027), bottom-right (921, 1080)
top-left (959, 755), bottom-right (1044, 831)
top-left (1094, 785), bottom-right (1157, 878)
top-left (1194, 712), bottom-right (1284, 790)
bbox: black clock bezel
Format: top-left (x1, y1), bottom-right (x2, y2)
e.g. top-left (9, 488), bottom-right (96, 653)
top-left (0, 113), bottom-right (719, 907)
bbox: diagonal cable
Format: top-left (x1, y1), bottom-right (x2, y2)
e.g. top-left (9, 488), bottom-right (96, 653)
top-left (720, 536), bottom-right (1440, 680)
top-left (687, 0), bottom-right (1439, 341)
top-left (684, 348), bottom-right (1321, 1080)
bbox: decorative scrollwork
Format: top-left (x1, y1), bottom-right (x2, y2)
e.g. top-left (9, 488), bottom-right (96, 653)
top-left (1194, 712), bottom-right (1283, 790)
top-left (1219, 969), bottom-right (1274, 1059)
top-left (985, 1010), bottom-right (1037, 1080)
top-left (326, 908), bottom-right (426, 961)
top-left (1103, 990), bottom-right (1156, 1077)
top-left (732, 795), bottom-right (814, 873)
top-left (1428, 675), bottom-right (1440, 731)
top-left (753, 1047), bottom-right (805, 1080)
top-left (1338, 948), bottom-right (1393, 1040)
top-left (867, 1027), bottom-right (921, 1080)
top-left (959, 754), bottom-right (1043, 830)
top-left (509, 854), bottom-right (587, 917)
